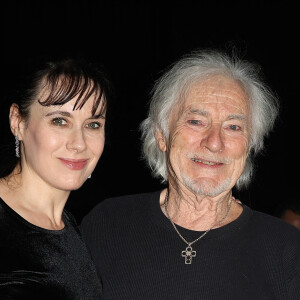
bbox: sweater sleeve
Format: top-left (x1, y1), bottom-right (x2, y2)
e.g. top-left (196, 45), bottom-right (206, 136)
top-left (288, 271), bottom-right (300, 299)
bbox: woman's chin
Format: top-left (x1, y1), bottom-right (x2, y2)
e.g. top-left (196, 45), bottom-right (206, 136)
top-left (55, 178), bottom-right (87, 192)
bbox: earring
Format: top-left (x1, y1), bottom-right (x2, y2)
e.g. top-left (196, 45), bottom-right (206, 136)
top-left (15, 135), bottom-right (20, 158)
top-left (88, 174), bottom-right (91, 179)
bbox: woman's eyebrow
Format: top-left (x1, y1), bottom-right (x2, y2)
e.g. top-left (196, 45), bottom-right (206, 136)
top-left (45, 111), bottom-right (71, 117)
top-left (88, 114), bottom-right (106, 120)
top-left (45, 111), bottom-right (105, 119)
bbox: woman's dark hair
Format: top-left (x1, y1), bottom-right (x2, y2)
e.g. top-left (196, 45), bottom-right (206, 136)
top-left (16, 57), bottom-right (111, 120)
top-left (1, 56), bottom-right (112, 178)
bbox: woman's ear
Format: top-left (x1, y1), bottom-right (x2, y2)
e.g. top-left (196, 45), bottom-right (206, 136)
top-left (9, 103), bottom-right (24, 139)
top-left (154, 129), bottom-right (167, 152)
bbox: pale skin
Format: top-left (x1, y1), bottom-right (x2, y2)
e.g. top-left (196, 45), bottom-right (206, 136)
top-left (156, 75), bottom-right (250, 231)
top-left (0, 90), bottom-right (105, 230)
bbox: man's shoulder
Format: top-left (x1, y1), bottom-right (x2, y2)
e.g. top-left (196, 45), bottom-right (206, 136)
top-left (248, 206), bottom-right (300, 240)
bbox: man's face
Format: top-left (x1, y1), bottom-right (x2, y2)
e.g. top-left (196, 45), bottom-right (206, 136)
top-left (159, 75), bottom-right (250, 197)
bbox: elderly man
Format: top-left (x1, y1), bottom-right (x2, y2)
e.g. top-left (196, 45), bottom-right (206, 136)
top-left (81, 50), bottom-right (300, 299)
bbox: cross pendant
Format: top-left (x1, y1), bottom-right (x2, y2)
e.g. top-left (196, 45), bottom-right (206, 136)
top-left (181, 245), bottom-right (196, 264)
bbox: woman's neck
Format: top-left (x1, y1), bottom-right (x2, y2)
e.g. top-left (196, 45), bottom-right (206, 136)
top-left (0, 170), bottom-right (70, 230)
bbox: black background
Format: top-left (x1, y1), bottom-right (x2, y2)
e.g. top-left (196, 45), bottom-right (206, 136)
top-left (3, 1), bottom-right (299, 223)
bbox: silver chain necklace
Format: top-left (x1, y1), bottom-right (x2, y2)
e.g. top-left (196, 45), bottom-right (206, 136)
top-left (164, 190), bottom-right (233, 264)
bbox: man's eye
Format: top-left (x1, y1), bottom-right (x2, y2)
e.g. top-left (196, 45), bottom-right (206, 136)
top-left (52, 118), bottom-right (67, 126)
top-left (228, 124), bottom-right (241, 131)
top-left (188, 120), bottom-right (202, 125)
top-left (86, 122), bottom-right (101, 129)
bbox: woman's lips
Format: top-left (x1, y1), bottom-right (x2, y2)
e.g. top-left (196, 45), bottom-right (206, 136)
top-left (58, 158), bottom-right (88, 170)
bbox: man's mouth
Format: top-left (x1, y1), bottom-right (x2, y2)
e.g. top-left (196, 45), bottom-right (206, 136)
top-left (191, 158), bottom-right (223, 166)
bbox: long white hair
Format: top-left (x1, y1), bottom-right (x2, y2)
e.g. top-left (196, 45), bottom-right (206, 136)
top-left (140, 49), bottom-right (279, 189)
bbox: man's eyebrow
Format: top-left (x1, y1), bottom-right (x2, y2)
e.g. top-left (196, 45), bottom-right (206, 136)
top-left (187, 109), bottom-right (246, 121)
top-left (227, 114), bottom-right (246, 121)
top-left (188, 109), bottom-right (208, 117)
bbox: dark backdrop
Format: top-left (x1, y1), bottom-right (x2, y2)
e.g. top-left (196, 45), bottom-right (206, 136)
top-left (3, 1), bottom-right (299, 223)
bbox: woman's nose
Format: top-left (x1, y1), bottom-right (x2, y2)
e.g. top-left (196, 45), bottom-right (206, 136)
top-left (66, 129), bottom-right (87, 153)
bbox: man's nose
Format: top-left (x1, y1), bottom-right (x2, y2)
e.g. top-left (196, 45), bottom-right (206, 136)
top-left (200, 125), bottom-right (224, 153)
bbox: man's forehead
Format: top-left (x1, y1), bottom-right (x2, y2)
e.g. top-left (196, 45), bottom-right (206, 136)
top-left (178, 97), bottom-right (248, 117)
top-left (179, 77), bottom-right (248, 110)
top-left (187, 75), bottom-right (246, 97)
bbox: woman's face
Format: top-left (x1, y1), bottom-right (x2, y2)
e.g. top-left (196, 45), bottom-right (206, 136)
top-left (14, 92), bottom-right (105, 192)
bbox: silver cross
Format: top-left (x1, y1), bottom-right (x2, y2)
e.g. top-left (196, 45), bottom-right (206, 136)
top-left (181, 245), bottom-right (196, 264)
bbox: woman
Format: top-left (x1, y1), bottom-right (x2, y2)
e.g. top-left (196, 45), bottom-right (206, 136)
top-left (0, 58), bottom-right (110, 298)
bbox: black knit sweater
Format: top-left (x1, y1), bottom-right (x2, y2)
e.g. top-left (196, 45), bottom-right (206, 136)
top-left (81, 190), bottom-right (300, 300)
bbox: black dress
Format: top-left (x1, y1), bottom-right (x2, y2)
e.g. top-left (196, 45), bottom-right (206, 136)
top-left (0, 197), bottom-right (101, 299)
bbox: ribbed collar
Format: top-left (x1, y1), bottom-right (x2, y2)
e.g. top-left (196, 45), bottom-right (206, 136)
top-left (149, 190), bottom-right (253, 241)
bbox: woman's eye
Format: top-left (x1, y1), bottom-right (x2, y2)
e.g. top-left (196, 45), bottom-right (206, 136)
top-left (52, 118), bottom-right (67, 126)
top-left (86, 122), bottom-right (101, 129)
